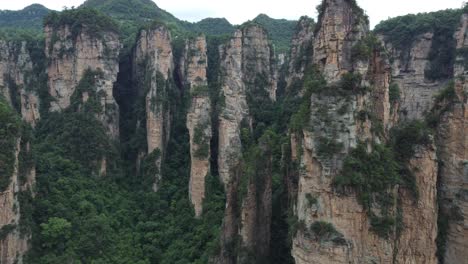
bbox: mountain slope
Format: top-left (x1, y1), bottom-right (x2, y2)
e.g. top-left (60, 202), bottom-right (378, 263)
top-left (252, 14), bottom-right (297, 53)
top-left (0, 4), bottom-right (50, 30)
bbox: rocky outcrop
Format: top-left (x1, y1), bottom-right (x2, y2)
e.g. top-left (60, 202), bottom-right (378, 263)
top-left (313, 0), bottom-right (368, 83)
top-left (395, 144), bottom-right (438, 264)
top-left (182, 35), bottom-right (211, 217)
top-left (285, 16), bottom-right (315, 94)
top-left (45, 24), bottom-right (120, 138)
top-left (0, 40), bottom-right (40, 126)
top-left (0, 126), bottom-right (35, 264)
top-left (133, 25), bottom-right (174, 190)
top-left (381, 33), bottom-right (447, 121)
top-left (435, 13), bottom-right (468, 264)
top-left (216, 24), bottom-right (277, 263)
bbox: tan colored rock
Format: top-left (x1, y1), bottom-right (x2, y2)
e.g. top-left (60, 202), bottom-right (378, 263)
top-left (381, 32), bottom-right (447, 121)
top-left (133, 26), bottom-right (174, 190)
top-left (45, 24), bottom-right (120, 138)
top-left (435, 19), bottom-right (468, 261)
top-left (395, 144), bottom-right (438, 264)
top-left (182, 35), bottom-right (212, 217)
top-left (0, 136), bottom-right (35, 264)
top-left (217, 24), bottom-right (277, 263)
top-left (313, 0), bottom-right (368, 83)
top-left (0, 40), bottom-right (40, 126)
top-left (286, 16), bottom-right (315, 94)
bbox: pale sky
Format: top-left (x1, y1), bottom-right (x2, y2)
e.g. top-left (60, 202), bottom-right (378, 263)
top-left (0, 0), bottom-right (465, 28)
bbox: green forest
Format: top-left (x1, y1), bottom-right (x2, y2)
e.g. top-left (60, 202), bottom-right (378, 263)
top-left (0, 0), bottom-right (466, 263)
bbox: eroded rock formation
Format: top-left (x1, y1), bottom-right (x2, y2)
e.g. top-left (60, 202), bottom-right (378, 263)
top-left (182, 35), bottom-right (212, 217)
top-left (45, 23), bottom-right (120, 138)
top-left (0, 41), bottom-right (40, 126)
top-left (133, 25), bottom-right (174, 190)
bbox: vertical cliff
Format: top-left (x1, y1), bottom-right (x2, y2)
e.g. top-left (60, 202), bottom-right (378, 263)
top-left (381, 33), bottom-right (448, 121)
top-left (0, 41), bottom-right (41, 126)
top-left (290, 1), bottom-right (440, 263)
top-left (133, 25), bottom-right (174, 190)
top-left (216, 24), bottom-right (277, 263)
top-left (435, 12), bottom-right (468, 264)
top-left (181, 35), bottom-right (211, 217)
top-left (285, 16), bottom-right (315, 95)
top-left (45, 13), bottom-right (121, 138)
top-left (0, 101), bottom-right (35, 264)
top-left (313, 0), bottom-right (369, 83)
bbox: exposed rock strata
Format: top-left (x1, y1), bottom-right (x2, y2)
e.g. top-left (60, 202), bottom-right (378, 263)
top-left (182, 35), bottom-right (211, 217)
top-left (435, 13), bottom-right (468, 263)
top-left (133, 26), bottom-right (174, 190)
top-left (0, 41), bottom-right (40, 126)
top-left (0, 138), bottom-right (35, 264)
top-left (45, 24), bottom-right (120, 138)
top-left (381, 33), bottom-right (447, 121)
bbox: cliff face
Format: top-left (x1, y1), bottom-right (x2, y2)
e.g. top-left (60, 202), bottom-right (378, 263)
top-left (216, 25), bottom-right (277, 263)
top-left (182, 35), bottom-right (211, 217)
top-left (290, 1), bottom-right (439, 263)
top-left (313, 0), bottom-right (368, 83)
top-left (286, 16), bottom-right (315, 94)
top-left (395, 144), bottom-right (438, 264)
top-left (0, 105), bottom-right (35, 264)
top-left (0, 41), bottom-right (40, 126)
top-left (381, 33), bottom-right (447, 121)
top-left (133, 25), bottom-right (174, 190)
top-left (435, 13), bottom-right (468, 264)
top-left (45, 24), bottom-right (120, 138)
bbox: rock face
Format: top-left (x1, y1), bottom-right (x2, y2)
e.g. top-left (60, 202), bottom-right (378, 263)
top-left (381, 32), bottom-right (447, 121)
top-left (45, 24), bottom-right (120, 138)
top-left (286, 16), bottom-right (315, 94)
top-left (313, 0), bottom-right (368, 83)
top-left (435, 13), bottom-right (468, 264)
top-left (290, 1), bottom-right (439, 263)
top-left (395, 144), bottom-right (438, 264)
top-left (0, 136), bottom-right (35, 264)
top-left (0, 40), bottom-right (40, 126)
top-left (182, 35), bottom-right (211, 217)
top-left (133, 25), bottom-right (174, 190)
top-left (216, 25), bottom-right (277, 263)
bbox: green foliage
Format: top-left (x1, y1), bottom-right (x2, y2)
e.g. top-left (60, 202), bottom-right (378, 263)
top-left (252, 14), bottom-right (297, 54)
top-left (305, 193), bottom-right (317, 207)
top-left (334, 143), bottom-right (401, 238)
top-left (44, 7), bottom-right (119, 39)
top-left (339, 72), bottom-right (363, 92)
top-left (316, 137), bottom-right (344, 158)
top-left (389, 83), bottom-right (401, 104)
top-left (0, 224), bottom-right (16, 240)
top-left (309, 221), bottom-right (346, 245)
top-left (35, 111), bottom-right (119, 175)
top-left (70, 68), bottom-right (105, 114)
top-left (351, 34), bottom-right (382, 62)
top-left (193, 124), bottom-right (210, 159)
top-left (194, 18), bottom-right (235, 36)
top-left (0, 99), bottom-right (21, 192)
top-left (0, 4), bottom-right (50, 31)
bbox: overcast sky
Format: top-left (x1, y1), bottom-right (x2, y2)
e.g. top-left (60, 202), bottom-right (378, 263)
top-left (0, 0), bottom-right (465, 28)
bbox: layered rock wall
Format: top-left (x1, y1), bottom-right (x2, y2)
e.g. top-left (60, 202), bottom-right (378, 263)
top-left (133, 26), bottom-right (174, 190)
top-left (182, 35), bottom-right (211, 217)
top-left (0, 41), bottom-right (40, 126)
top-left (45, 24), bottom-right (120, 138)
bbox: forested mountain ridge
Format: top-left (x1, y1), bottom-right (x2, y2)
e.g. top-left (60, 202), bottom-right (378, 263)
top-left (0, 0), bottom-right (297, 54)
top-left (0, 0), bottom-right (467, 263)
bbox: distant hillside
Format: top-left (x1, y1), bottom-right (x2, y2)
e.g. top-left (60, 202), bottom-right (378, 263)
top-left (194, 18), bottom-right (235, 36)
top-left (0, 1), bottom-right (297, 53)
top-left (252, 14), bottom-right (297, 54)
top-left (0, 4), bottom-right (50, 30)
